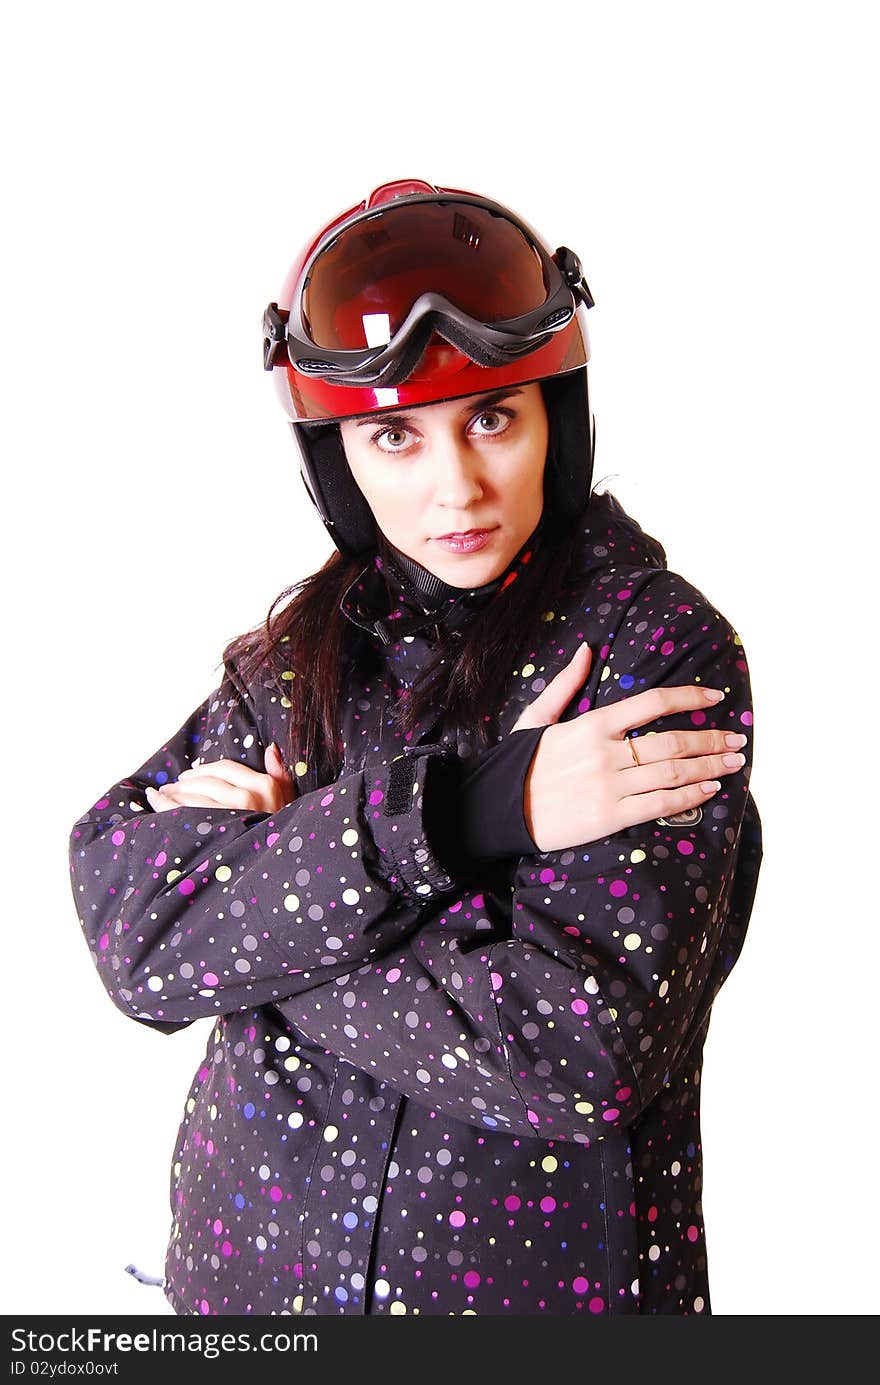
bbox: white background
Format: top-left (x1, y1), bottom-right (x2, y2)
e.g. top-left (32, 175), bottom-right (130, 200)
top-left (3, 0), bottom-right (877, 1316)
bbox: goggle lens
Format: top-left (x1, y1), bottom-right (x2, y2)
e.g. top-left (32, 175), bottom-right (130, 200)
top-left (301, 201), bottom-right (550, 351)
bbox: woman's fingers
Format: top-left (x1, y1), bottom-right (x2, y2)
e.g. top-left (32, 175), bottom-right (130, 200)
top-left (513, 657), bottom-right (725, 741)
top-left (616, 779), bottom-right (724, 830)
top-left (619, 748), bottom-right (745, 795)
top-left (177, 757), bottom-right (268, 789)
top-left (265, 741), bottom-right (293, 782)
top-left (162, 774), bottom-right (258, 809)
top-left (512, 643), bottom-right (592, 732)
top-left (599, 683), bottom-right (726, 738)
top-left (145, 753), bottom-right (298, 813)
top-left (621, 727), bottom-right (748, 767)
top-left (145, 785), bottom-right (227, 812)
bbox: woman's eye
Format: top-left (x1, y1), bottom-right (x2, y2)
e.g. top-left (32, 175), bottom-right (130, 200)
top-left (469, 409), bottom-right (513, 437)
top-left (374, 427), bottom-right (414, 453)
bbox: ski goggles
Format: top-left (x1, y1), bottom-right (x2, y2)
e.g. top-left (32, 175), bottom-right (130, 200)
top-left (263, 194), bottom-right (594, 389)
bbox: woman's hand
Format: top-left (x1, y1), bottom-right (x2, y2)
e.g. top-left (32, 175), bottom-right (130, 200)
top-left (512, 643), bottom-right (748, 852)
top-left (144, 742), bottom-right (297, 815)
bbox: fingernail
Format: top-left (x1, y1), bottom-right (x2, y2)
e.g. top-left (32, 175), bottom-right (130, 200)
top-left (725, 733), bottom-right (747, 748)
top-left (700, 780), bottom-right (721, 792)
top-left (704, 688), bottom-right (725, 701)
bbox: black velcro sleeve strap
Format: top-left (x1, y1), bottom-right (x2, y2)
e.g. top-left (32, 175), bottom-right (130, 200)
top-left (384, 743), bottom-right (455, 818)
top-left (370, 744), bottom-right (460, 904)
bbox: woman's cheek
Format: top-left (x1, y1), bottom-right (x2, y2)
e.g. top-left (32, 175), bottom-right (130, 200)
top-left (393, 476), bottom-right (425, 526)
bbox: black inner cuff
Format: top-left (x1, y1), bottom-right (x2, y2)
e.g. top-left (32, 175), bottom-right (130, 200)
top-left (424, 727), bottom-right (544, 877)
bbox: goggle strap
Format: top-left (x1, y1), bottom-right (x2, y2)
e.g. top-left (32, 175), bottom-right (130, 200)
top-left (263, 302), bottom-right (289, 371)
top-left (555, 247), bottom-right (595, 310)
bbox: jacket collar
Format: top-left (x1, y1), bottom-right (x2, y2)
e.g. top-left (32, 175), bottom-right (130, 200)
top-left (340, 518), bottom-right (546, 646)
top-left (338, 490), bottom-right (668, 647)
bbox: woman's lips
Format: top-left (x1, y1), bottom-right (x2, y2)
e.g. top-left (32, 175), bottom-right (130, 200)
top-left (432, 528), bottom-right (497, 554)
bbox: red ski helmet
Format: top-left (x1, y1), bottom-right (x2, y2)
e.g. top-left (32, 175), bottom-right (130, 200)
top-left (263, 179), bottom-right (596, 555)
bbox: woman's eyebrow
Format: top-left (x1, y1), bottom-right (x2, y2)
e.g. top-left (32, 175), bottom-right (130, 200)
top-left (352, 388), bottom-right (525, 428)
top-left (354, 411), bottom-right (411, 430)
top-left (457, 387), bottom-right (524, 414)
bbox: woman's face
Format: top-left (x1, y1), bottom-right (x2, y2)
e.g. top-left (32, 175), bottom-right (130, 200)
top-left (339, 383), bottom-right (549, 588)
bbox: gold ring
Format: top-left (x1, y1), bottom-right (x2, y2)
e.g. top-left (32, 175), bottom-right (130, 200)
top-left (627, 736), bottom-right (640, 766)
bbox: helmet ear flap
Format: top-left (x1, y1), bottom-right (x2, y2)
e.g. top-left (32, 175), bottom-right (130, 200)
top-left (289, 421), bottom-right (377, 557)
top-left (540, 368), bottom-right (594, 525)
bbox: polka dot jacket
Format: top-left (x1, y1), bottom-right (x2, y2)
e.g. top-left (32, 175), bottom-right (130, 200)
top-left (68, 490), bottom-right (762, 1317)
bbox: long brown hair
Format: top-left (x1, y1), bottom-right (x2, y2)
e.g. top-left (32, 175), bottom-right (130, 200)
top-left (226, 389), bottom-right (592, 784)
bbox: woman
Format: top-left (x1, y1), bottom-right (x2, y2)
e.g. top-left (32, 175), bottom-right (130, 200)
top-left (69, 179), bottom-right (762, 1316)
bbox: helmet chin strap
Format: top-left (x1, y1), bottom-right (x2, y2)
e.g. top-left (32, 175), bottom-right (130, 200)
top-left (364, 531), bottom-right (485, 644)
top-left (378, 534), bottom-right (460, 610)
top-left (367, 538), bottom-right (474, 644)
top-left (341, 499), bottom-right (567, 649)
top-left (374, 515), bottom-right (551, 628)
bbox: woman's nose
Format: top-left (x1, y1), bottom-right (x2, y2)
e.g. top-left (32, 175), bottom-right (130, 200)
top-left (431, 438), bottom-right (484, 508)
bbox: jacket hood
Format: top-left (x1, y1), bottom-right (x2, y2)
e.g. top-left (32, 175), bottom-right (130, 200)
top-left (340, 489), bottom-right (667, 646)
top-left (568, 487), bottom-right (667, 576)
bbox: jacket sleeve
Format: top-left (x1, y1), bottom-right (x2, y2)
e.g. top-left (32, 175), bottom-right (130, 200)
top-left (272, 574), bottom-right (763, 1145)
top-left (68, 650), bottom-right (482, 1033)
